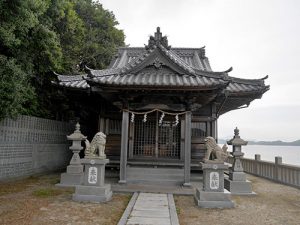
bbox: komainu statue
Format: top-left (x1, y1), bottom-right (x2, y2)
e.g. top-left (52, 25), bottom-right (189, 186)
top-left (84, 132), bottom-right (107, 159)
top-left (204, 136), bottom-right (229, 162)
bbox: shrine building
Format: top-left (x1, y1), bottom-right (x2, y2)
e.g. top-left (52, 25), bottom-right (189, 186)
top-left (54, 27), bottom-right (269, 185)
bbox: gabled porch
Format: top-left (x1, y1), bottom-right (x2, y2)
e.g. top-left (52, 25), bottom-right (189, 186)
top-left (118, 109), bottom-right (193, 186)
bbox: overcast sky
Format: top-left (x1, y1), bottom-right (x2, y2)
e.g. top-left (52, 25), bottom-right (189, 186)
top-left (99, 0), bottom-right (300, 141)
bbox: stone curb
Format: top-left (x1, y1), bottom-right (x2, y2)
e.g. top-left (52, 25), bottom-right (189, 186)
top-left (168, 194), bottom-right (180, 225)
top-left (117, 192), bottom-right (139, 225)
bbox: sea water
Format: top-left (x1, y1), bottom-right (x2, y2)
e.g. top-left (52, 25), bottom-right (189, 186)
top-left (240, 145), bottom-right (300, 166)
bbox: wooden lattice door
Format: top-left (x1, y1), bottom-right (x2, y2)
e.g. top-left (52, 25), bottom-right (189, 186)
top-left (132, 113), bottom-right (180, 159)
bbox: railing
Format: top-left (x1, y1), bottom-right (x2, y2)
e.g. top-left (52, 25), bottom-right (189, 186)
top-left (227, 154), bottom-right (300, 188)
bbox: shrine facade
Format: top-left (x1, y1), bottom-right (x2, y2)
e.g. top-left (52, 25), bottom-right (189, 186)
top-left (55, 27), bottom-right (269, 185)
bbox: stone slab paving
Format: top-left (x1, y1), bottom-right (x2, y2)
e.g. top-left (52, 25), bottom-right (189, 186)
top-left (118, 192), bottom-right (179, 225)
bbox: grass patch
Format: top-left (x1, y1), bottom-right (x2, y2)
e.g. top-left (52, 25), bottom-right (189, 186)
top-left (47, 177), bottom-right (61, 185)
top-left (0, 176), bottom-right (40, 196)
top-left (114, 194), bottom-right (133, 223)
top-left (32, 188), bottom-right (62, 198)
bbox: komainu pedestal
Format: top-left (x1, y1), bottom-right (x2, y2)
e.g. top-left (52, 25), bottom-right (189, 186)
top-left (72, 158), bottom-right (112, 203)
top-left (194, 162), bottom-right (234, 208)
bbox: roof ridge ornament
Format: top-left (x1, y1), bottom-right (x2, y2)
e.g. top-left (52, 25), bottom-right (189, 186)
top-left (261, 75), bottom-right (268, 80)
top-left (153, 57), bottom-right (163, 69)
top-left (145, 27), bottom-right (171, 50)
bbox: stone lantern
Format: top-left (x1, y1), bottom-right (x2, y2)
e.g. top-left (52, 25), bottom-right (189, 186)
top-left (224, 127), bottom-right (255, 194)
top-left (57, 122), bottom-right (86, 187)
top-left (227, 127), bottom-right (247, 173)
top-left (67, 123), bottom-right (87, 167)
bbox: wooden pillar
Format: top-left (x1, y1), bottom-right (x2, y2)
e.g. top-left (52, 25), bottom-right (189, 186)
top-left (119, 110), bottom-right (129, 184)
top-left (183, 111), bottom-right (192, 187)
top-left (105, 118), bottom-right (109, 135)
top-left (180, 119), bottom-right (185, 161)
top-left (98, 114), bottom-right (101, 131)
top-left (215, 119), bottom-right (218, 142)
top-left (99, 117), bottom-right (105, 133)
top-left (211, 120), bottom-right (217, 139)
top-left (211, 103), bottom-right (217, 139)
top-left (128, 122), bottom-right (134, 159)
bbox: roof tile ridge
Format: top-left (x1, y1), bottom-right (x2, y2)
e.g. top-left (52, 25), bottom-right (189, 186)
top-left (85, 66), bottom-right (121, 78)
top-left (172, 47), bottom-right (205, 50)
top-left (168, 48), bottom-right (193, 66)
top-left (229, 75), bottom-right (268, 86)
top-left (119, 47), bottom-right (145, 50)
top-left (53, 71), bottom-right (87, 81)
top-left (158, 44), bottom-right (196, 75)
top-left (118, 47), bottom-right (205, 51)
top-left (193, 68), bottom-right (233, 80)
top-left (120, 47), bottom-right (154, 74)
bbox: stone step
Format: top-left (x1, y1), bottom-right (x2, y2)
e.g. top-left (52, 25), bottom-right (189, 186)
top-left (126, 178), bottom-right (183, 186)
top-left (126, 167), bottom-right (184, 184)
top-left (127, 167), bottom-right (184, 175)
top-left (127, 173), bottom-right (184, 180)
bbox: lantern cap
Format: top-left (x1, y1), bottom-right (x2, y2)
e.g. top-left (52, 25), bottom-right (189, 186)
top-left (67, 122), bottom-right (87, 141)
top-left (227, 127), bottom-right (248, 146)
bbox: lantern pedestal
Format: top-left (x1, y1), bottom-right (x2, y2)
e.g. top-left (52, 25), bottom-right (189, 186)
top-left (73, 158), bottom-right (112, 203)
top-left (57, 152), bottom-right (84, 187)
top-left (58, 169), bottom-right (83, 187)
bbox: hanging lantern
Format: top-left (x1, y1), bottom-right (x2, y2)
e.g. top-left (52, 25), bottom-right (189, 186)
top-left (143, 113), bottom-right (147, 122)
top-left (131, 112), bottom-right (135, 123)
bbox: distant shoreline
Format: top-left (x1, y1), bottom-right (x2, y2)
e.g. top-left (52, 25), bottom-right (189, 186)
top-left (218, 139), bottom-right (300, 146)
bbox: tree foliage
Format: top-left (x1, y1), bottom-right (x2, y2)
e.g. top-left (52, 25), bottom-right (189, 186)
top-left (0, 55), bottom-right (38, 120)
top-left (0, 0), bottom-right (124, 120)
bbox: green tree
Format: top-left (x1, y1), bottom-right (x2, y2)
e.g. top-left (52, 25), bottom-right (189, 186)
top-left (45, 0), bottom-right (86, 73)
top-left (0, 0), bottom-right (125, 120)
top-left (0, 55), bottom-right (38, 120)
top-left (0, 0), bottom-right (51, 119)
top-left (74, 0), bottom-right (125, 69)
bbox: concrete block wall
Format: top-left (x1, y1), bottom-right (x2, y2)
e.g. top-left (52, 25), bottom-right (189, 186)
top-left (0, 115), bottom-right (73, 180)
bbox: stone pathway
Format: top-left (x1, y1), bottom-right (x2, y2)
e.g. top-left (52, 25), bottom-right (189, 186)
top-left (118, 192), bottom-right (179, 225)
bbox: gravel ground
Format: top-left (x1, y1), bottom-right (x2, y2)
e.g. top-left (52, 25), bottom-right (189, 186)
top-left (175, 174), bottom-right (300, 225)
top-left (0, 174), bottom-right (130, 225)
top-left (1, 173), bottom-right (299, 225)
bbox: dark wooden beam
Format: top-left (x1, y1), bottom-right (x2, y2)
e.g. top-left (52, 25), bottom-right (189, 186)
top-left (183, 111), bottom-right (192, 187)
top-left (119, 110), bottom-right (129, 184)
top-left (129, 103), bottom-right (186, 111)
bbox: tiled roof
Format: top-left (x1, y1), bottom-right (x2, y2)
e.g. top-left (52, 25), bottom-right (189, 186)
top-left (81, 40), bottom-right (229, 89)
top-left (105, 45), bottom-right (197, 76)
top-left (227, 76), bottom-right (269, 94)
top-left (54, 27), bottom-right (269, 99)
top-left (109, 46), bottom-right (211, 72)
top-left (55, 74), bottom-right (90, 89)
top-left (87, 67), bottom-right (226, 89)
top-left (227, 82), bottom-right (264, 93)
top-left (55, 71), bottom-right (268, 94)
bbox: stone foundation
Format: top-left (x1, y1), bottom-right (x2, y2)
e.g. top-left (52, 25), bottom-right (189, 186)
top-left (73, 184), bottom-right (112, 203)
top-left (194, 162), bottom-right (234, 208)
top-left (194, 188), bottom-right (234, 208)
top-left (72, 158), bottom-right (112, 203)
